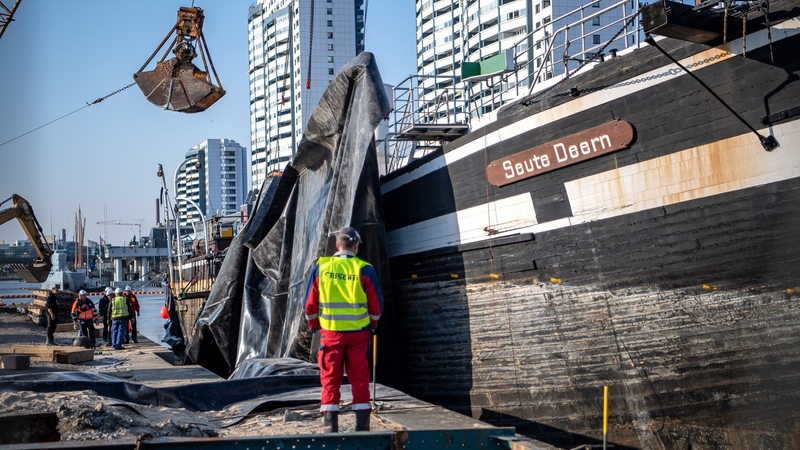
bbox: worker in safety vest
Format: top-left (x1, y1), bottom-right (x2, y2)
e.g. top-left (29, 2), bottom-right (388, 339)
top-left (108, 287), bottom-right (131, 350)
top-left (71, 290), bottom-right (99, 348)
top-left (303, 226), bottom-right (383, 433)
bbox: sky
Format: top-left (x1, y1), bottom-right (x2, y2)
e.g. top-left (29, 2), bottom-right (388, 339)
top-left (0, 0), bottom-right (416, 247)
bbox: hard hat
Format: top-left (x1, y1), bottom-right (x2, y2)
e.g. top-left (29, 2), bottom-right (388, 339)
top-left (124, 285), bottom-right (132, 292)
top-left (105, 287), bottom-right (113, 295)
top-left (336, 226), bottom-right (362, 244)
top-left (79, 290), bottom-right (88, 296)
top-left (114, 287), bottom-right (123, 294)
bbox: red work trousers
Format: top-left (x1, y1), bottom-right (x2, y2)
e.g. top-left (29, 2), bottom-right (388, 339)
top-left (318, 329), bottom-right (371, 411)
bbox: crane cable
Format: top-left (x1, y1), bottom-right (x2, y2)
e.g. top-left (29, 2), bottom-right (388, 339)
top-left (305, 0), bottom-right (315, 90)
top-left (0, 82), bottom-right (135, 149)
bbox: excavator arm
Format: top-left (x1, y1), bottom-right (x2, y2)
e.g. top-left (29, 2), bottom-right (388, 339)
top-left (0, 194), bottom-right (53, 282)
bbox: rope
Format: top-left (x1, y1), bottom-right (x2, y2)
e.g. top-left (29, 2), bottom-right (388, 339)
top-left (645, 35), bottom-right (778, 151)
top-left (0, 82), bottom-right (135, 149)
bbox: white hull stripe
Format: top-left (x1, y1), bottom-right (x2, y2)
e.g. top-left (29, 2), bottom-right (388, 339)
top-left (387, 121), bottom-right (800, 257)
top-left (381, 18), bottom-right (800, 195)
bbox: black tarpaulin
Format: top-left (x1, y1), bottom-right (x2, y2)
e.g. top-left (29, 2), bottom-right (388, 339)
top-left (184, 52), bottom-right (394, 379)
top-left (0, 369), bottom-right (409, 428)
top-left (0, 370), bottom-right (320, 412)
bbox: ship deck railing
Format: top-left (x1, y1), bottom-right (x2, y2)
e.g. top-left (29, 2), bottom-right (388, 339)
top-left (382, 0), bottom-right (665, 174)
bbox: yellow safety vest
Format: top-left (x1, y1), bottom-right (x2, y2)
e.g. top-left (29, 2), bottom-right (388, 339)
top-left (110, 295), bottom-right (129, 319)
top-left (317, 256), bottom-right (370, 331)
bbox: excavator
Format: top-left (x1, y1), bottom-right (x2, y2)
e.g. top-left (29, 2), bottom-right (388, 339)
top-left (133, 6), bottom-right (225, 113)
top-left (0, 194), bottom-right (53, 282)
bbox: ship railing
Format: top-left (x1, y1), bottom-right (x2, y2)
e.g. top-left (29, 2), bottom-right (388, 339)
top-left (383, 74), bottom-right (469, 172)
top-left (383, 0), bottom-right (655, 173)
top-left (500, 0), bottom-right (646, 104)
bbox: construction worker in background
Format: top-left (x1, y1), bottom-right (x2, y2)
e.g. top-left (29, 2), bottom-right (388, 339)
top-left (44, 286), bottom-right (60, 346)
top-left (123, 286), bottom-right (140, 344)
top-left (303, 226), bottom-right (383, 433)
top-left (97, 287), bottom-right (113, 346)
top-left (71, 290), bottom-right (99, 349)
top-left (109, 287), bottom-right (131, 350)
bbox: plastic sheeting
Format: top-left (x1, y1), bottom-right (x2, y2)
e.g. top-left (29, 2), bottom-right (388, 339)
top-left (229, 358), bottom-right (319, 379)
top-left (0, 369), bottom-right (320, 412)
top-left (161, 287), bottom-right (186, 353)
top-left (184, 52), bottom-right (394, 379)
top-left (0, 368), bottom-right (322, 429)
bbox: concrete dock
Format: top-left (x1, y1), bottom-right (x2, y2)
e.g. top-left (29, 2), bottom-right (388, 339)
top-left (0, 310), bottom-right (561, 449)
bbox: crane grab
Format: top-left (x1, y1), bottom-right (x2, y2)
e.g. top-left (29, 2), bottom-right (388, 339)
top-left (133, 7), bottom-right (225, 113)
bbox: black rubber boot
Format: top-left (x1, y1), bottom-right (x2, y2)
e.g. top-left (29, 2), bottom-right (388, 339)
top-left (323, 411), bottom-right (338, 433)
top-left (355, 410), bottom-right (370, 431)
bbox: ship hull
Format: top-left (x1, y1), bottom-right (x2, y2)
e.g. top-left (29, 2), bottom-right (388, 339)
top-left (381, 10), bottom-right (800, 449)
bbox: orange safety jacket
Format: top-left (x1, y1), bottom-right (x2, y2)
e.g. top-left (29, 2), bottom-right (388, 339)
top-left (71, 298), bottom-right (99, 321)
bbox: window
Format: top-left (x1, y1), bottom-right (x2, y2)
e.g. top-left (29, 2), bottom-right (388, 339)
top-left (327, 32), bottom-right (333, 38)
top-left (327, 8), bottom-right (332, 14)
top-left (593, 34), bottom-right (601, 44)
top-left (328, 56), bottom-right (334, 63)
top-left (592, 17), bottom-right (600, 26)
top-left (327, 44), bottom-right (334, 51)
top-left (327, 20), bottom-right (333, 27)
top-left (593, 1), bottom-right (600, 6)
top-left (543, 0), bottom-right (550, 7)
top-left (328, 68), bottom-right (334, 75)
top-left (535, 4), bottom-right (540, 13)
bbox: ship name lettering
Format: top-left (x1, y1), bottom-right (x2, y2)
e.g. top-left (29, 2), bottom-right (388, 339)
top-left (502, 154), bottom-right (551, 179)
top-left (486, 120), bottom-right (635, 187)
top-left (553, 134), bottom-right (612, 163)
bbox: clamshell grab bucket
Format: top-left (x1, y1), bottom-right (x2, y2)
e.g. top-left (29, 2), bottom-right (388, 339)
top-left (134, 58), bottom-right (225, 113)
top-left (133, 7), bottom-right (225, 113)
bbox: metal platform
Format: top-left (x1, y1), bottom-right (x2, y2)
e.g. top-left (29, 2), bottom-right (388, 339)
top-left (394, 123), bottom-right (470, 142)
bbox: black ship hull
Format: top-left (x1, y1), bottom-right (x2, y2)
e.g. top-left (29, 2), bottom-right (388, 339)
top-left (380, 5), bottom-right (800, 448)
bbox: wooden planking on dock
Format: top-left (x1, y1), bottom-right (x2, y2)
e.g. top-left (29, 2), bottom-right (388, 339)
top-left (27, 289), bottom-right (76, 327)
top-left (0, 344), bottom-right (94, 364)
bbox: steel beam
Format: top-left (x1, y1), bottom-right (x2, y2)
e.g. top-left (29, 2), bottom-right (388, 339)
top-left (4, 427), bottom-right (518, 450)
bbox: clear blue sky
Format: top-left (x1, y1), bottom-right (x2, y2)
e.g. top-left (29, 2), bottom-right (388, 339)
top-left (0, 0), bottom-right (416, 246)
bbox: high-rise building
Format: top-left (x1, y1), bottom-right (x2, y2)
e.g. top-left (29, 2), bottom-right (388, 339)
top-left (176, 139), bottom-right (249, 227)
top-left (247, 0), bottom-right (366, 190)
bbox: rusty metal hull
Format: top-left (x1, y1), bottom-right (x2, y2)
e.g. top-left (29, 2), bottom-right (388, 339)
top-left (380, 4), bottom-right (800, 448)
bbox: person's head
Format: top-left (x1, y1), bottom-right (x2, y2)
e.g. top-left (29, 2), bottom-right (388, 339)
top-left (114, 287), bottom-right (123, 296)
top-left (50, 286), bottom-right (58, 293)
top-left (335, 226), bottom-right (361, 253)
top-left (78, 289), bottom-right (88, 298)
top-left (105, 287), bottom-right (113, 296)
top-left (124, 285), bottom-right (131, 292)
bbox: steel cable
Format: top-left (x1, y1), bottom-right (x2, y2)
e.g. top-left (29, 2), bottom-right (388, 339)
top-left (0, 82), bottom-right (136, 149)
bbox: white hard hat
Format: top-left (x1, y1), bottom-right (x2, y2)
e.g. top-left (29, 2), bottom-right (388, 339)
top-left (105, 287), bottom-right (113, 295)
top-left (114, 287), bottom-right (123, 294)
top-left (79, 290), bottom-right (87, 296)
top-left (124, 285), bottom-right (132, 292)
